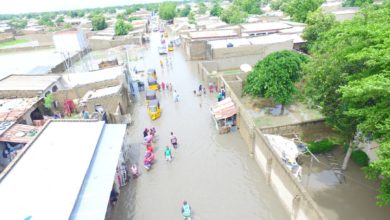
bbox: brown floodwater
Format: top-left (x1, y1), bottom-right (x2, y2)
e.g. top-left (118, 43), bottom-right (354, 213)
top-left (109, 32), bottom-right (288, 220)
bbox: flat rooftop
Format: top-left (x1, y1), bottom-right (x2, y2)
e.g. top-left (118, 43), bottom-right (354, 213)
top-left (61, 66), bottom-right (124, 88)
top-left (241, 22), bottom-right (292, 33)
top-left (0, 74), bottom-right (61, 91)
top-left (209, 34), bottom-right (296, 49)
top-left (189, 29), bottom-right (239, 40)
top-left (0, 120), bottom-right (126, 220)
top-left (82, 85), bottom-right (122, 101)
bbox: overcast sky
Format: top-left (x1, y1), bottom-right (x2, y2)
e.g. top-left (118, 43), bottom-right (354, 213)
top-left (0, 0), bottom-right (166, 14)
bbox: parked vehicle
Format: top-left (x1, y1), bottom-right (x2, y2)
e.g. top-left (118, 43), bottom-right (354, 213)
top-left (147, 99), bottom-right (161, 120)
top-left (158, 45), bottom-right (167, 55)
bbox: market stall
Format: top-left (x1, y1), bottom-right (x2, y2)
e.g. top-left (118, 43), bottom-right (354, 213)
top-left (210, 97), bottom-right (238, 134)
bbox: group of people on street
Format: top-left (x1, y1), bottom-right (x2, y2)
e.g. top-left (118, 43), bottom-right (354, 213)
top-left (217, 87), bottom-right (226, 102)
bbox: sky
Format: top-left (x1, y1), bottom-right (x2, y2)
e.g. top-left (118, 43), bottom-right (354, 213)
top-left (0, 0), bottom-right (166, 14)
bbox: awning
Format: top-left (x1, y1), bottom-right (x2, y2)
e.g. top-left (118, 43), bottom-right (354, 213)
top-left (211, 97), bottom-right (238, 120)
top-left (0, 124), bottom-right (40, 143)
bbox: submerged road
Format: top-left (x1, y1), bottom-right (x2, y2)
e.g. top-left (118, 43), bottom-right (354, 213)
top-left (110, 32), bottom-right (288, 220)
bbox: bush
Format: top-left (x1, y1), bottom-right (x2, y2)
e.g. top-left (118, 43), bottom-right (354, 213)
top-left (308, 138), bottom-right (337, 154)
top-left (351, 150), bottom-right (369, 167)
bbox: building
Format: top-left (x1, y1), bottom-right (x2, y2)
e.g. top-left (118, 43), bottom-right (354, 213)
top-left (182, 29), bottom-right (240, 60)
top-left (0, 74), bottom-right (62, 99)
top-left (240, 22), bottom-right (293, 37)
top-left (332, 8), bottom-right (359, 21)
top-left (0, 120), bottom-right (127, 220)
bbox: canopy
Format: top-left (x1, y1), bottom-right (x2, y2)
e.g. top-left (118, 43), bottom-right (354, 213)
top-left (0, 124), bottom-right (40, 144)
top-left (148, 99), bottom-right (159, 107)
top-left (210, 97), bottom-right (237, 120)
top-left (148, 78), bottom-right (157, 83)
top-left (146, 89), bottom-right (156, 97)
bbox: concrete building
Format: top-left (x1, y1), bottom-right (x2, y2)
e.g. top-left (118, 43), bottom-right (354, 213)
top-left (0, 120), bottom-right (127, 220)
top-left (182, 29), bottom-right (240, 60)
top-left (0, 75), bottom-right (62, 99)
top-left (332, 8), bottom-right (359, 21)
top-left (240, 22), bottom-right (293, 37)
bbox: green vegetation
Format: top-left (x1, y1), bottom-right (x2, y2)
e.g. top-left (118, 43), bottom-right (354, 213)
top-left (303, 3), bottom-right (390, 206)
top-left (69, 10), bottom-right (85, 18)
top-left (55, 16), bottom-right (64, 24)
top-left (115, 19), bottom-right (133, 36)
top-left (188, 12), bottom-right (196, 24)
top-left (234, 0), bottom-right (262, 14)
top-left (198, 2), bottom-right (208, 14)
top-left (221, 5), bottom-right (247, 24)
top-left (128, 16), bottom-right (141, 22)
top-left (8, 18), bottom-right (27, 29)
top-left (351, 150), bottom-right (370, 167)
top-left (116, 13), bottom-right (126, 20)
top-left (343, 0), bottom-right (373, 7)
top-left (91, 14), bottom-right (107, 31)
top-left (244, 50), bottom-right (307, 115)
top-left (0, 39), bottom-right (29, 48)
top-left (308, 139), bottom-right (337, 154)
top-left (270, 0), bottom-right (284, 10)
top-left (282, 0), bottom-right (324, 22)
top-left (38, 15), bottom-right (54, 27)
top-left (179, 4), bottom-right (191, 17)
top-left (302, 10), bottom-right (336, 50)
top-left (210, 0), bottom-right (223, 16)
top-left (159, 2), bottom-right (177, 20)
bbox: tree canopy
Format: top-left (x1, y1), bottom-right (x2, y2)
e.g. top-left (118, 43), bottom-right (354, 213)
top-left (221, 5), bottom-right (248, 24)
top-left (8, 18), bottom-right (27, 29)
top-left (234, 0), bottom-right (262, 14)
top-left (198, 2), bottom-right (208, 14)
top-left (159, 2), bottom-right (177, 20)
top-left (302, 10), bottom-right (337, 50)
top-left (343, 0), bottom-right (373, 7)
top-left (38, 15), bottom-right (54, 27)
top-left (282, 0), bottom-right (324, 22)
top-left (244, 50), bottom-right (307, 114)
top-left (115, 19), bottom-right (133, 36)
top-left (303, 4), bottom-right (390, 205)
top-left (179, 4), bottom-right (192, 17)
top-left (91, 14), bottom-right (107, 31)
top-left (210, 1), bottom-right (223, 16)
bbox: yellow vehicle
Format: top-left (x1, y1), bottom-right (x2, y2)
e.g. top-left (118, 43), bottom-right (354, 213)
top-left (164, 32), bottom-right (168, 38)
top-left (147, 99), bottom-right (161, 120)
top-left (147, 68), bottom-right (157, 80)
top-left (146, 89), bottom-right (157, 105)
top-left (147, 78), bottom-right (159, 91)
top-left (168, 43), bottom-right (174, 51)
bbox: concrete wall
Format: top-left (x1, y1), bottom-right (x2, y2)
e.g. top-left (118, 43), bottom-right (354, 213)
top-left (211, 39), bottom-right (293, 64)
top-left (216, 75), bottom-right (328, 220)
top-left (17, 33), bottom-right (54, 46)
top-left (0, 33), bottom-right (15, 43)
top-left (184, 40), bottom-right (208, 60)
top-left (260, 119), bottom-right (332, 140)
top-left (88, 35), bottom-right (142, 50)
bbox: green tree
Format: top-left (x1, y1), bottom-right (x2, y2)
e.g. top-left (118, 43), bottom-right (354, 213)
top-left (180, 4), bottom-right (191, 17)
top-left (56, 16), bottom-right (64, 24)
top-left (44, 94), bottom-right (54, 110)
top-left (210, 1), bottom-right (223, 16)
top-left (8, 18), bottom-right (27, 29)
top-left (220, 5), bottom-right (248, 24)
top-left (159, 2), bottom-right (177, 20)
top-left (198, 2), bottom-right (208, 14)
top-left (270, 0), bottom-right (284, 10)
top-left (115, 19), bottom-right (133, 36)
top-left (304, 4), bottom-right (390, 205)
top-left (91, 15), bottom-right (107, 31)
top-left (343, 0), bottom-right (373, 7)
top-left (38, 15), bottom-right (54, 27)
top-left (282, 0), bottom-right (324, 22)
top-left (244, 50), bottom-right (308, 114)
top-left (303, 10), bottom-right (336, 49)
top-left (188, 12), bottom-right (196, 24)
top-left (107, 8), bottom-right (117, 14)
top-left (234, 0), bottom-right (262, 14)
top-left (116, 13), bottom-right (126, 20)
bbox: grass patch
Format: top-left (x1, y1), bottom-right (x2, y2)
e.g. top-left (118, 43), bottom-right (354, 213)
top-left (0, 39), bottom-right (30, 48)
top-left (351, 150), bottom-right (369, 167)
top-left (308, 138), bottom-right (337, 154)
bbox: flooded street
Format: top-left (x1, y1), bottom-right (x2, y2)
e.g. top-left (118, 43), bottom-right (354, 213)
top-left (110, 32), bottom-right (288, 220)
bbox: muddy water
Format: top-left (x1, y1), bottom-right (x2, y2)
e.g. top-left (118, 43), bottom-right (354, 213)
top-left (110, 32), bottom-right (288, 220)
